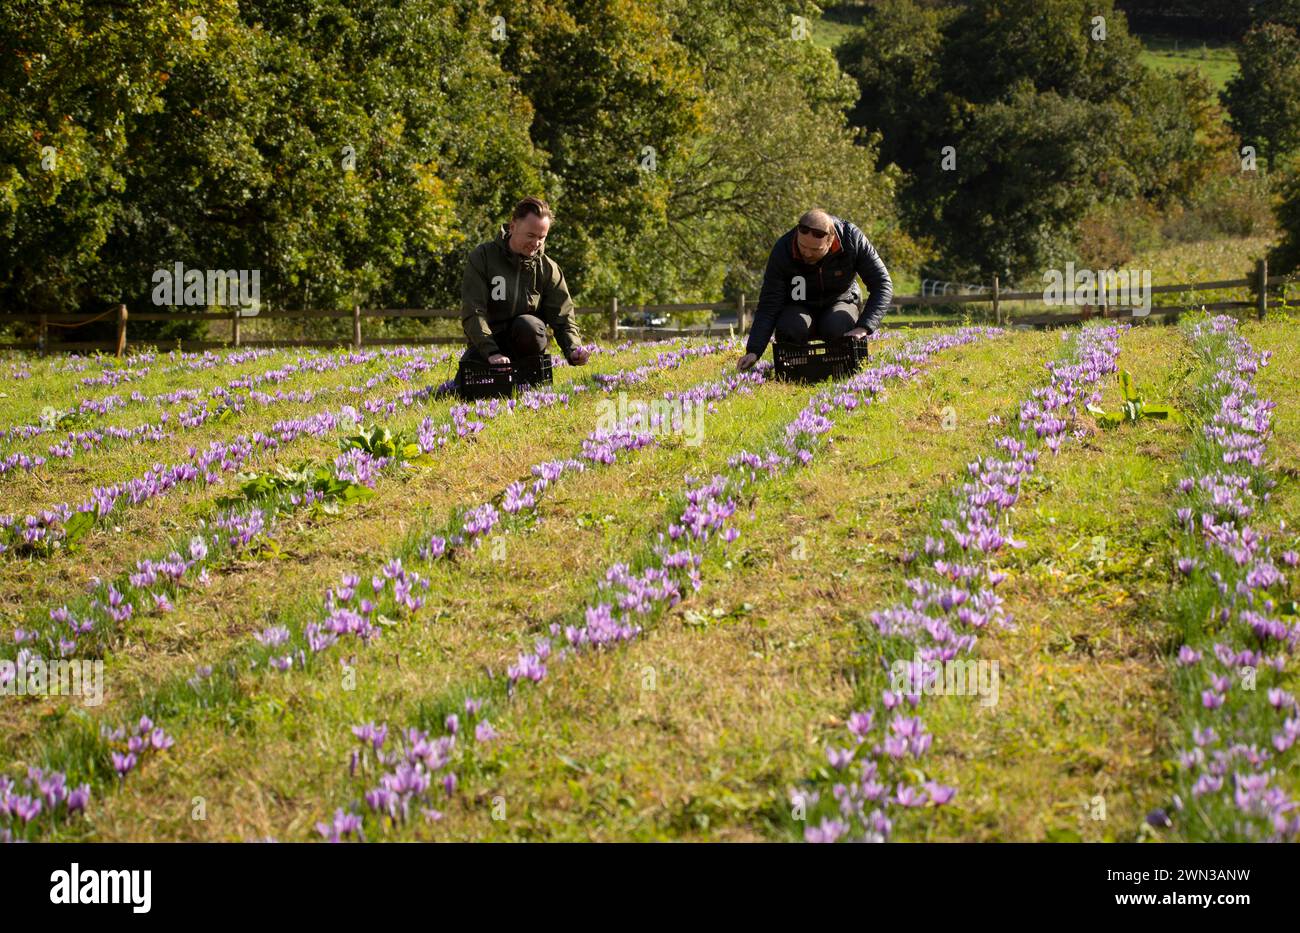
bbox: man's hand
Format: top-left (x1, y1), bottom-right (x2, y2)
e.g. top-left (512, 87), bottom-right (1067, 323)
top-left (487, 353), bottom-right (510, 367)
top-left (567, 346), bottom-right (590, 366)
top-left (737, 352), bottom-right (758, 372)
top-left (845, 327), bottom-right (870, 340)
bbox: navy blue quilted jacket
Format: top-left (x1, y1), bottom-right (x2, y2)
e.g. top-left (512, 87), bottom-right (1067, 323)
top-left (746, 217), bottom-right (893, 358)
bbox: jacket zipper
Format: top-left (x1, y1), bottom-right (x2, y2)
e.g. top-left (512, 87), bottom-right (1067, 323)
top-left (512, 261), bottom-right (522, 318)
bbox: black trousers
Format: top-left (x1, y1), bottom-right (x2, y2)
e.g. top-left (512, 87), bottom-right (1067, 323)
top-left (461, 313), bottom-right (549, 364)
top-left (774, 294), bottom-right (861, 344)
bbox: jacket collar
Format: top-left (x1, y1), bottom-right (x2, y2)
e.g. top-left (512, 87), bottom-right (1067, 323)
top-left (498, 224), bottom-right (543, 266)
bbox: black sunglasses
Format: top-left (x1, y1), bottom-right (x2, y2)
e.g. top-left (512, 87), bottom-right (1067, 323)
top-left (797, 224), bottom-right (832, 240)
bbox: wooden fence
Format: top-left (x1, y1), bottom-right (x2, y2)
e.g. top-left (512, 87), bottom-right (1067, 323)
top-left (2, 260), bottom-right (1295, 355)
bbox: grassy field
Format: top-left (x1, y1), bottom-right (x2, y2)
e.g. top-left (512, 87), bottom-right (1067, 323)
top-left (1, 311), bottom-right (1296, 842)
top-left (1137, 35), bottom-right (1240, 92)
top-left (813, 6), bottom-right (1241, 96)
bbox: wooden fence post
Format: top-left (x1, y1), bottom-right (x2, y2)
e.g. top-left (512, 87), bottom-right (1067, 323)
top-left (116, 304), bottom-right (128, 357)
top-left (231, 307), bottom-right (241, 348)
top-left (39, 313), bottom-right (48, 355)
top-left (608, 297), bottom-right (618, 341)
top-left (737, 292), bottom-right (747, 335)
top-left (353, 305), bottom-right (362, 349)
top-left (992, 276), bottom-right (1000, 326)
top-left (1256, 258), bottom-right (1268, 321)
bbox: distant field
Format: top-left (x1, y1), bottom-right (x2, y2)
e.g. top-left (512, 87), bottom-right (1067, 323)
top-left (813, 9), bottom-right (1241, 95)
top-left (1137, 34), bottom-right (1240, 92)
top-left (811, 9), bottom-right (861, 50)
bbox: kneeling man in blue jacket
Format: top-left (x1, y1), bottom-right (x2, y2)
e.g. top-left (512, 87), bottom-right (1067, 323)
top-left (737, 209), bottom-right (893, 371)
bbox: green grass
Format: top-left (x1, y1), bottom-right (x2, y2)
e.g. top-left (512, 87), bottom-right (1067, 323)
top-left (1137, 34), bottom-right (1239, 93)
top-left (911, 326), bottom-right (1195, 841)
top-left (810, 8), bottom-right (1242, 97)
top-left (3, 317), bottom-right (1298, 841)
top-left (453, 330), bottom-right (1057, 840)
top-left (811, 7), bottom-right (863, 50)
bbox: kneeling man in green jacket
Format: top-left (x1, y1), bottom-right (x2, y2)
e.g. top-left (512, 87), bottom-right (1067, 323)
top-left (460, 197), bottom-right (589, 367)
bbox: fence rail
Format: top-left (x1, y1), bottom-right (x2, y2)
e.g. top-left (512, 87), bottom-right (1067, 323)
top-left (3, 263), bottom-right (1295, 355)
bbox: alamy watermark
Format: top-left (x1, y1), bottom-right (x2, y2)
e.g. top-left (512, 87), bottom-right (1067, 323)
top-left (152, 262), bottom-right (261, 316)
top-left (889, 652), bottom-right (1000, 708)
top-left (595, 392), bottom-right (705, 446)
top-left (1043, 262), bottom-right (1152, 317)
top-left (0, 655), bottom-right (104, 707)
top-left (50, 863), bottom-right (151, 913)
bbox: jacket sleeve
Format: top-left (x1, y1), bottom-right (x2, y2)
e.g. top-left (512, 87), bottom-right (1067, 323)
top-left (851, 227), bottom-right (893, 334)
top-left (460, 246), bottom-right (501, 358)
top-left (539, 260), bottom-right (581, 357)
top-left (744, 242), bottom-right (789, 358)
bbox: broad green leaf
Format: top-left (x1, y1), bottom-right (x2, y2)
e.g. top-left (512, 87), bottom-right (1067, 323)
top-left (63, 511), bottom-right (95, 545)
top-left (1119, 370), bottom-right (1139, 403)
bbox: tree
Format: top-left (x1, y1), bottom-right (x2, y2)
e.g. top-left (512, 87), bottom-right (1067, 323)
top-left (837, 0), bottom-right (1226, 281)
top-left (1, 0), bottom-right (907, 330)
top-left (1, 0), bottom-right (543, 340)
top-left (611, 0), bottom-right (911, 304)
top-left (1223, 20), bottom-right (1300, 167)
top-left (0, 1), bottom-right (186, 317)
top-left (483, 0), bottom-right (706, 301)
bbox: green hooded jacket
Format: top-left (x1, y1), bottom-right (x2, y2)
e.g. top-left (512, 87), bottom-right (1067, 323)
top-left (460, 224), bottom-right (582, 358)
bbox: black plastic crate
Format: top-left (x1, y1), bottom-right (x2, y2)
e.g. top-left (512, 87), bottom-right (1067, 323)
top-left (455, 354), bottom-right (553, 400)
top-left (772, 337), bottom-right (869, 384)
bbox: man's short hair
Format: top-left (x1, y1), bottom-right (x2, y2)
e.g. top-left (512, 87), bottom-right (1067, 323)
top-left (798, 209), bottom-right (834, 232)
top-left (513, 197), bottom-right (554, 223)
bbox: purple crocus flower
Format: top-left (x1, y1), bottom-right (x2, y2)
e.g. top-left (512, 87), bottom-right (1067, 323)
top-left (13, 795), bottom-right (42, 823)
top-left (804, 817), bottom-right (849, 843)
top-left (67, 783), bottom-right (91, 813)
top-left (826, 746), bottom-right (854, 769)
top-left (111, 751), bottom-right (137, 777)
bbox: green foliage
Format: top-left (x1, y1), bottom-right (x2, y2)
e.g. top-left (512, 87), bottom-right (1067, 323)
top-left (0, 0), bottom-right (186, 318)
top-left (58, 509), bottom-right (96, 551)
top-left (3, 505), bottom-right (97, 558)
top-left (1223, 21), bottom-right (1300, 166)
top-left (838, 0), bottom-right (950, 172)
top-left (341, 424), bottom-right (402, 459)
top-left (1269, 153), bottom-right (1300, 274)
top-left (219, 461), bottom-right (375, 509)
top-left (38, 404), bottom-right (94, 431)
top-left (340, 422), bottom-right (435, 465)
top-left (1, 0), bottom-right (543, 330)
top-left (1, 0), bottom-right (903, 327)
top-left (1228, 0), bottom-right (1300, 290)
top-left (837, 0), bottom-right (1229, 281)
top-left (1086, 369), bottom-right (1180, 426)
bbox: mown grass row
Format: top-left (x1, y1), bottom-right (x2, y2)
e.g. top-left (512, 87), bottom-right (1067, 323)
top-left (0, 343), bottom-right (658, 624)
top-left (12, 331), bottom-right (972, 839)
top-left (280, 329), bottom-right (1003, 842)
top-left (3, 341), bottom-right (764, 838)
top-left (441, 330), bottom-right (1057, 840)
top-left (899, 325), bottom-right (1195, 841)
top-left (9, 317), bottom-right (1294, 841)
